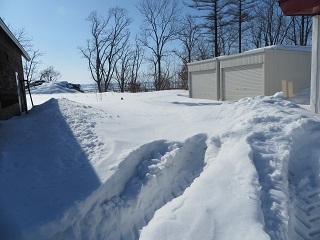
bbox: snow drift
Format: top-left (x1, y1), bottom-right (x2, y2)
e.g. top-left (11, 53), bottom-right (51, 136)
top-left (1, 89), bottom-right (320, 240)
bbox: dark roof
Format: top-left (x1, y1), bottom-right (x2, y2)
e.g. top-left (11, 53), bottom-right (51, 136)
top-left (279, 0), bottom-right (320, 16)
top-left (0, 18), bottom-right (30, 61)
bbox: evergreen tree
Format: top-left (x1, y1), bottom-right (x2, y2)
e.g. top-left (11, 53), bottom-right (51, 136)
top-left (227, 0), bottom-right (256, 53)
top-left (187, 0), bottom-right (228, 57)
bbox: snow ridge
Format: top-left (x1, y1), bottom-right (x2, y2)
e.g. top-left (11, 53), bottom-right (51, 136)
top-left (247, 117), bottom-right (291, 239)
top-left (242, 96), bottom-right (320, 240)
top-left (27, 134), bottom-right (207, 239)
top-left (57, 98), bottom-right (104, 158)
top-left (287, 119), bottom-right (320, 239)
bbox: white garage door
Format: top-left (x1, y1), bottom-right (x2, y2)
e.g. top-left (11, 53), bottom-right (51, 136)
top-left (190, 70), bottom-right (217, 100)
top-left (222, 64), bottom-right (263, 101)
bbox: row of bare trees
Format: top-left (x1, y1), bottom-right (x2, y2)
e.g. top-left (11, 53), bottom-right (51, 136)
top-left (189, 0), bottom-right (312, 56)
top-left (11, 0), bottom-right (312, 93)
top-left (80, 1), bottom-right (195, 92)
top-left (80, 0), bottom-right (313, 93)
top-left (14, 0), bottom-right (306, 93)
top-left (79, 8), bottom-right (145, 93)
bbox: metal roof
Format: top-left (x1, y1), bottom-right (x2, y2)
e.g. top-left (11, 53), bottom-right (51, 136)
top-left (278, 0), bottom-right (320, 16)
top-left (188, 45), bottom-right (311, 64)
top-left (0, 18), bottom-right (31, 61)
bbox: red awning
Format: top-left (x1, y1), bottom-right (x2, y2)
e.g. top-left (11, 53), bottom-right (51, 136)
top-left (279, 0), bottom-right (320, 16)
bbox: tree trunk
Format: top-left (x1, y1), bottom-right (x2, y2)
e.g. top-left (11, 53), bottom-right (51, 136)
top-left (157, 56), bottom-right (161, 90)
top-left (238, 0), bottom-right (242, 53)
top-left (300, 16), bottom-right (305, 46)
top-left (214, 0), bottom-right (219, 57)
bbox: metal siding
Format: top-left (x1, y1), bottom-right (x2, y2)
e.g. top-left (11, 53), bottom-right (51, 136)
top-left (264, 50), bottom-right (311, 96)
top-left (222, 64), bottom-right (263, 101)
top-left (219, 52), bottom-right (265, 68)
top-left (190, 70), bottom-right (217, 100)
top-left (188, 59), bottom-right (217, 72)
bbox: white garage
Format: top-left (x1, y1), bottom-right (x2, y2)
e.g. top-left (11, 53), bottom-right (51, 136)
top-left (188, 58), bottom-right (219, 100)
top-left (188, 46), bottom-right (311, 101)
top-left (222, 64), bottom-right (263, 101)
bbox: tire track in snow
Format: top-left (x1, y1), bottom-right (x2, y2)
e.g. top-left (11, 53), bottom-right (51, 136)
top-left (236, 96), bottom-right (320, 239)
top-left (287, 119), bottom-right (320, 240)
top-left (29, 134), bottom-right (207, 240)
top-left (246, 114), bottom-right (292, 240)
top-left (247, 112), bottom-right (320, 240)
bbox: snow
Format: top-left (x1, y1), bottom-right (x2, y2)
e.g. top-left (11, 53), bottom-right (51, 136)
top-left (245, 45), bottom-right (312, 53)
top-left (28, 81), bottom-right (80, 94)
top-left (1, 82), bottom-right (320, 239)
top-left (218, 45), bottom-right (311, 59)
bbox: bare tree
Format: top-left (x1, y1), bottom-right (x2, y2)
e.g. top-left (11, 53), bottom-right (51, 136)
top-left (174, 15), bottom-right (203, 89)
top-left (138, 0), bottom-right (180, 91)
top-left (80, 8), bottom-right (131, 92)
top-left (79, 11), bottom-right (107, 93)
top-left (177, 61), bottom-right (188, 90)
top-left (288, 16), bottom-right (312, 46)
top-left (176, 14), bottom-right (202, 63)
top-left (250, 0), bottom-right (291, 47)
top-left (39, 66), bottom-right (61, 82)
top-left (194, 35), bottom-right (214, 60)
top-left (250, 17), bottom-right (264, 48)
top-left (14, 27), bottom-right (33, 50)
top-left (24, 50), bottom-right (44, 83)
top-left (114, 37), bottom-right (144, 93)
top-left (103, 7), bottom-right (131, 92)
top-left (128, 39), bottom-right (144, 93)
top-left (161, 58), bottom-right (174, 90)
top-left (218, 24), bottom-right (238, 55)
top-left (14, 28), bottom-right (44, 84)
top-left (114, 45), bottom-right (131, 92)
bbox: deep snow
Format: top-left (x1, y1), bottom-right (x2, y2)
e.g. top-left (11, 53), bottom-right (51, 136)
top-left (1, 82), bottom-right (320, 239)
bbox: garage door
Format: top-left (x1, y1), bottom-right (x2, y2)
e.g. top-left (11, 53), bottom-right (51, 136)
top-left (222, 64), bottom-right (263, 101)
top-left (190, 70), bottom-right (217, 100)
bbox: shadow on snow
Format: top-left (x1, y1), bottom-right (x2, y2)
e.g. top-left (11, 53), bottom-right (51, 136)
top-left (0, 99), bottom-right (101, 239)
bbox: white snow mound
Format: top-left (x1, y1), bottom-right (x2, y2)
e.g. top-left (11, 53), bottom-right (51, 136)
top-left (29, 81), bottom-right (81, 94)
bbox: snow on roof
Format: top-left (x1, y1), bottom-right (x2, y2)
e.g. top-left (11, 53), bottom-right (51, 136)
top-left (215, 44), bottom-right (312, 61)
top-left (245, 45), bottom-right (312, 53)
top-left (189, 45), bottom-right (312, 65)
top-left (0, 18), bottom-right (30, 61)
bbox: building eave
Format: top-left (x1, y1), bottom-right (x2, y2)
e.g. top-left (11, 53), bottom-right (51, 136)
top-left (279, 0), bottom-right (320, 16)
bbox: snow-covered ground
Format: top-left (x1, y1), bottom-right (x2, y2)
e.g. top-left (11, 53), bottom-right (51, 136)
top-left (1, 82), bottom-right (320, 239)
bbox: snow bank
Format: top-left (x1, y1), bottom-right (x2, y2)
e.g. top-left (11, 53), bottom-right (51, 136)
top-left (1, 90), bottom-right (320, 239)
top-left (28, 134), bottom-right (207, 239)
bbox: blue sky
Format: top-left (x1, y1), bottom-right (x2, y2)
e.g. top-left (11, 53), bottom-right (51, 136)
top-left (1, 0), bottom-right (149, 84)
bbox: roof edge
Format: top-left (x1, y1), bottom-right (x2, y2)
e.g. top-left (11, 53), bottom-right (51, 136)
top-left (187, 58), bottom-right (218, 66)
top-left (0, 18), bottom-right (31, 61)
top-left (188, 45), bottom-right (311, 64)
